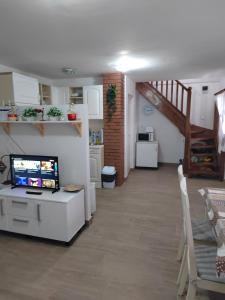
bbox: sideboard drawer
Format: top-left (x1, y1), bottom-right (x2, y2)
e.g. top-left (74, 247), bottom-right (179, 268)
top-left (6, 197), bottom-right (37, 218)
top-left (7, 215), bottom-right (38, 236)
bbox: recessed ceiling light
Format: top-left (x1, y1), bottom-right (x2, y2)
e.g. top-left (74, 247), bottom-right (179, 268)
top-left (110, 56), bottom-right (150, 73)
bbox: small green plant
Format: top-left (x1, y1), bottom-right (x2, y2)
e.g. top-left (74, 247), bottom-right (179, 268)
top-left (22, 107), bottom-right (37, 117)
top-left (107, 84), bottom-right (117, 119)
top-left (47, 107), bottom-right (63, 117)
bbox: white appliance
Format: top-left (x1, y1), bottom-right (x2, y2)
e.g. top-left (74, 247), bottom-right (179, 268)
top-left (137, 132), bottom-right (154, 142)
top-left (136, 141), bottom-right (158, 168)
top-left (137, 126), bottom-right (154, 142)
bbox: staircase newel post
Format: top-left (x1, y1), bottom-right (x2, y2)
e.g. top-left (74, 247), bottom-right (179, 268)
top-left (184, 87), bottom-right (192, 174)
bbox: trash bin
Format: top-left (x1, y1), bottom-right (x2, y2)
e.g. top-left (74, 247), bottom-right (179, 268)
top-left (101, 166), bottom-right (116, 189)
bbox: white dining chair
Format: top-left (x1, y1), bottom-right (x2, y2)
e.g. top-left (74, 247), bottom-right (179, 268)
top-left (177, 177), bottom-right (225, 299)
top-left (177, 165), bottom-right (216, 262)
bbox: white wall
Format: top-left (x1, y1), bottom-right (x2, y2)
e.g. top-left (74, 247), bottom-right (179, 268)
top-left (0, 105), bottom-right (92, 221)
top-left (181, 78), bottom-right (220, 129)
top-left (137, 93), bottom-right (184, 163)
top-left (124, 75), bottom-right (136, 178)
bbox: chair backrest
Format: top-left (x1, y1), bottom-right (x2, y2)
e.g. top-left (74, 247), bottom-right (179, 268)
top-left (178, 164), bottom-right (184, 182)
top-left (180, 177), bottom-right (198, 282)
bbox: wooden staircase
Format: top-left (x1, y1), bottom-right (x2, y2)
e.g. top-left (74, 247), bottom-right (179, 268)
top-left (136, 80), bottom-right (221, 179)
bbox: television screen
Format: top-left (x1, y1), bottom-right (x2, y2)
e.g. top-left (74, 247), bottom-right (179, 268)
top-left (10, 154), bottom-right (60, 190)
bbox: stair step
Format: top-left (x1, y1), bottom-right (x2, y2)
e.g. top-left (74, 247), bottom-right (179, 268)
top-left (189, 169), bottom-right (220, 177)
top-left (191, 153), bottom-right (216, 157)
top-left (191, 136), bottom-right (215, 141)
top-left (191, 145), bottom-right (216, 149)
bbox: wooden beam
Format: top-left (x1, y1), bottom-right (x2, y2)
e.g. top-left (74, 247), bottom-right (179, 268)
top-left (215, 88), bottom-right (225, 96)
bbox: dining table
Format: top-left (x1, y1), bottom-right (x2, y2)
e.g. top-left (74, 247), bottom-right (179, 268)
top-left (199, 187), bottom-right (225, 278)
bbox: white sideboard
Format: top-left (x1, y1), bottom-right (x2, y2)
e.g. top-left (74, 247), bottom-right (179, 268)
top-left (90, 145), bottom-right (104, 188)
top-left (0, 187), bottom-right (85, 243)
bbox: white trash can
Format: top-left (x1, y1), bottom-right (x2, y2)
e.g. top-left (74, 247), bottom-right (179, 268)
top-left (101, 166), bottom-right (116, 189)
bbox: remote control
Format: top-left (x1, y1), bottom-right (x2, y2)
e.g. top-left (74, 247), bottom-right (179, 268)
top-left (26, 191), bottom-right (43, 195)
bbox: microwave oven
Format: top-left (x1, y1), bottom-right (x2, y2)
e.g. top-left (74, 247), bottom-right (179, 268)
top-left (137, 132), bottom-right (154, 142)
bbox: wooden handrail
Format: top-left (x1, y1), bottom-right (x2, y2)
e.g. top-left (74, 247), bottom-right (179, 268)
top-left (175, 80), bottom-right (189, 92)
top-left (215, 88), bottom-right (225, 96)
top-left (149, 80), bottom-right (191, 118)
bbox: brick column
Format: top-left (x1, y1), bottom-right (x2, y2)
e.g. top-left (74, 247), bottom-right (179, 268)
top-left (103, 72), bottom-right (125, 186)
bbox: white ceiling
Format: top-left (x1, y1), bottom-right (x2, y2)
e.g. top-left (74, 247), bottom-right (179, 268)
top-left (0, 0), bottom-right (225, 81)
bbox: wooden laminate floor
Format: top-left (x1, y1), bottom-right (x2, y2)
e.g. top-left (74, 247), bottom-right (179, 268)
top-left (0, 165), bottom-right (225, 300)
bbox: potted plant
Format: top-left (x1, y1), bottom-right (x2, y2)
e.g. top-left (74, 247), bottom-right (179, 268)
top-left (22, 107), bottom-right (37, 121)
top-left (47, 107), bottom-right (63, 121)
top-left (107, 84), bottom-right (117, 120)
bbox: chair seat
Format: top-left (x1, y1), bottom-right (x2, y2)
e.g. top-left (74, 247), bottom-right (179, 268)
top-left (195, 244), bottom-right (225, 283)
top-left (192, 218), bottom-right (216, 242)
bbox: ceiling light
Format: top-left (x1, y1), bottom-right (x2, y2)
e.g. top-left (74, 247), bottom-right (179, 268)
top-left (119, 50), bottom-right (129, 55)
top-left (62, 67), bottom-right (77, 76)
top-left (110, 56), bottom-right (150, 73)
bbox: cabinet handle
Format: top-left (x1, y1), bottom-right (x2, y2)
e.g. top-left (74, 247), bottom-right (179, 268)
top-left (13, 218), bottom-right (29, 224)
top-left (0, 199), bottom-right (4, 216)
top-left (37, 204), bottom-right (41, 222)
top-left (12, 200), bottom-right (28, 205)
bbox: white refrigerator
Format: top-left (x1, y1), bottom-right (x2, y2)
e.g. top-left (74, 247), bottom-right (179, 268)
top-left (136, 141), bottom-right (158, 168)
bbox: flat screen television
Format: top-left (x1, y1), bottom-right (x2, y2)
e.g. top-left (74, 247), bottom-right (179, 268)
top-left (10, 154), bottom-right (60, 191)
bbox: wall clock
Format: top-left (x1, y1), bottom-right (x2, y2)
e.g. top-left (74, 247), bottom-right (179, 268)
top-left (143, 104), bottom-right (154, 115)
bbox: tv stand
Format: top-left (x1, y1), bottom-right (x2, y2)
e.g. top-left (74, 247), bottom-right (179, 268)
top-left (0, 187), bottom-right (85, 243)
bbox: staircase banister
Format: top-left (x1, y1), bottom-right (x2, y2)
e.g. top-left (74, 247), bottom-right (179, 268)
top-left (215, 88), bottom-right (225, 96)
top-left (175, 80), bottom-right (190, 92)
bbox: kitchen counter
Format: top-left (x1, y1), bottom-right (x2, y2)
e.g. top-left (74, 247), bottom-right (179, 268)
top-left (89, 145), bottom-right (104, 149)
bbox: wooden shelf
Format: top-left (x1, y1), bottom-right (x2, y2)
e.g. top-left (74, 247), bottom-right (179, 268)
top-left (0, 120), bottom-right (82, 137)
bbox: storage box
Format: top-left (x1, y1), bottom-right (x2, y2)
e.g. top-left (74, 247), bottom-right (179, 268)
top-left (102, 166), bottom-right (116, 189)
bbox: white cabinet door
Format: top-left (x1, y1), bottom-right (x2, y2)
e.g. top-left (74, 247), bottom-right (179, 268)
top-left (136, 142), bottom-right (158, 168)
top-left (12, 73), bottom-right (39, 105)
top-left (90, 153), bottom-right (101, 182)
top-left (83, 85), bottom-right (103, 119)
top-left (0, 198), bottom-right (7, 230)
top-left (52, 86), bottom-right (69, 105)
top-left (34, 200), bottom-right (67, 241)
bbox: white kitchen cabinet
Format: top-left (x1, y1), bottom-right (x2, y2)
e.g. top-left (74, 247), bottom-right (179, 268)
top-left (83, 85), bottom-right (103, 119)
top-left (0, 72), bottom-right (39, 106)
top-left (51, 86), bottom-right (69, 105)
top-left (90, 145), bottom-right (104, 188)
top-left (0, 197), bottom-right (7, 230)
top-left (0, 187), bottom-right (85, 243)
top-left (136, 141), bottom-right (158, 168)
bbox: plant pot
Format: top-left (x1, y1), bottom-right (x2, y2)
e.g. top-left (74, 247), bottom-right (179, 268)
top-left (67, 113), bottom-right (77, 121)
top-left (8, 114), bottom-right (17, 121)
top-left (23, 116), bottom-right (36, 122)
top-left (48, 116), bottom-right (60, 121)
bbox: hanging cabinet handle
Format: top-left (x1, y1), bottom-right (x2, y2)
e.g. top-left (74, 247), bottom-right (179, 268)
top-left (37, 204), bottom-right (41, 222)
top-left (0, 199), bottom-right (4, 216)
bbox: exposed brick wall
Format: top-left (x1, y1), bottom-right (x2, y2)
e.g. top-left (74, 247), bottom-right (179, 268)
top-left (103, 73), bottom-right (125, 186)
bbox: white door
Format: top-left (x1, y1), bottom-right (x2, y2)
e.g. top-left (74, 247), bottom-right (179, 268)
top-left (90, 153), bottom-right (101, 182)
top-left (0, 198), bottom-right (7, 230)
top-left (12, 73), bottom-right (39, 105)
top-left (83, 85), bottom-right (103, 119)
top-left (136, 142), bottom-right (158, 168)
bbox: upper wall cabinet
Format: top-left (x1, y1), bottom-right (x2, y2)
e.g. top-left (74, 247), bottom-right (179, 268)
top-left (83, 85), bottom-right (103, 119)
top-left (39, 83), bottom-right (52, 105)
top-left (0, 72), bottom-right (39, 106)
